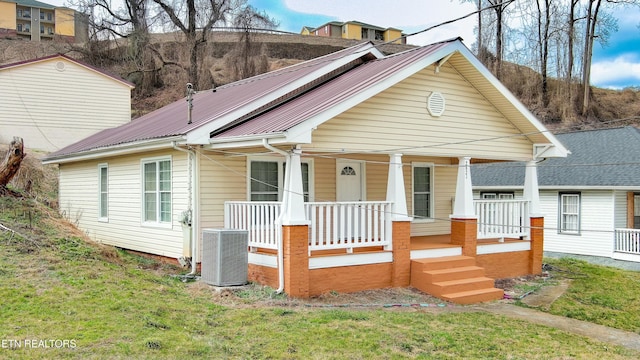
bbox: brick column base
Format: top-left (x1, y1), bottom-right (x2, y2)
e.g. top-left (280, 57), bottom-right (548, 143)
top-left (282, 225), bottom-right (310, 298)
top-left (529, 217), bottom-right (544, 274)
top-left (391, 221), bottom-right (412, 287)
top-left (451, 218), bottom-right (477, 257)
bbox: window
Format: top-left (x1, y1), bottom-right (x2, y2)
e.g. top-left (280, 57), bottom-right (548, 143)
top-left (249, 158), bottom-right (311, 202)
top-left (98, 164), bottom-right (108, 221)
top-left (40, 12), bottom-right (44, 20)
top-left (412, 163), bottom-right (434, 219)
top-left (481, 192), bottom-right (514, 199)
top-left (47, 13), bottom-right (52, 21)
top-left (142, 158), bottom-right (172, 224)
top-left (559, 193), bottom-right (580, 234)
top-left (17, 24), bottom-right (22, 32)
top-left (40, 24), bottom-right (44, 34)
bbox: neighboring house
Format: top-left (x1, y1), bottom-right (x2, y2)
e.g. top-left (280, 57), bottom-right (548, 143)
top-left (472, 126), bottom-right (640, 263)
top-left (43, 39), bottom-right (568, 303)
top-left (0, 0), bottom-right (88, 42)
top-left (302, 20), bottom-right (406, 44)
top-left (0, 54), bottom-right (134, 152)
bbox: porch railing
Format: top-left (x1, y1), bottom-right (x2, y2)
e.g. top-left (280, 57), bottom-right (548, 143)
top-left (306, 201), bottom-right (392, 252)
top-left (614, 228), bottom-right (640, 255)
top-left (475, 199), bottom-right (530, 239)
top-left (224, 201), bottom-right (392, 252)
top-left (224, 201), bottom-right (281, 250)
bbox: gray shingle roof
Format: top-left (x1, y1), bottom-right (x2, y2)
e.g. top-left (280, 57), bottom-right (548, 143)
top-left (472, 126), bottom-right (640, 187)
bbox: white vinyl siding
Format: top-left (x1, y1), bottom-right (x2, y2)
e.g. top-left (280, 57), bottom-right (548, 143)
top-left (0, 57), bottom-right (132, 151)
top-left (412, 163), bottom-right (434, 220)
top-left (543, 190), bottom-right (615, 258)
top-left (57, 150), bottom-right (188, 258)
top-left (142, 157), bottom-right (172, 225)
top-left (98, 163), bottom-right (108, 221)
top-left (559, 193), bottom-right (580, 234)
top-left (306, 61), bottom-right (535, 161)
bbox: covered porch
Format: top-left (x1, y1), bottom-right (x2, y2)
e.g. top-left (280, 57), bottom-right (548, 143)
top-left (221, 150), bottom-right (545, 301)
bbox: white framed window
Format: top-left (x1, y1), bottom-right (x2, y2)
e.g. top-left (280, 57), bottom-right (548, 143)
top-left (412, 163), bottom-right (434, 221)
top-left (481, 192), bottom-right (514, 199)
top-left (248, 157), bottom-right (313, 202)
top-left (559, 193), bottom-right (580, 234)
top-left (142, 157), bottom-right (172, 226)
top-left (98, 163), bottom-right (108, 222)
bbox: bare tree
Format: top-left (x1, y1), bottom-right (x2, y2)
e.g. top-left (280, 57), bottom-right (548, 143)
top-left (536, 0), bottom-right (553, 107)
top-left (486, 0), bottom-right (514, 79)
top-left (225, 5), bottom-right (278, 81)
top-left (152, 0), bottom-right (235, 89)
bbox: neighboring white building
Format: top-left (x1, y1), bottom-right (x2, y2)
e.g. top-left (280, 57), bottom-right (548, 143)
top-left (472, 126), bottom-right (640, 263)
top-left (0, 54), bottom-right (134, 152)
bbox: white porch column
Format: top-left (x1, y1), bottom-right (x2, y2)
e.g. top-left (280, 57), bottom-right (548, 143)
top-left (386, 153), bottom-right (412, 221)
top-left (281, 147), bottom-right (309, 225)
top-left (452, 156), bottom-right (476, 219)
top-left (524, 160), bottom-right (542, 217)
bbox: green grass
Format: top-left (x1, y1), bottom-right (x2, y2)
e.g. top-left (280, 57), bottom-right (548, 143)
top-left (1, 196), bottom-right (639, 359)
top-left (542, 257), bottom-right (640, 333)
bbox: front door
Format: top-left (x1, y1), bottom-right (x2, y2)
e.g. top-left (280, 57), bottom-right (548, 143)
top-left (336, 160), bottom-right (364, 201)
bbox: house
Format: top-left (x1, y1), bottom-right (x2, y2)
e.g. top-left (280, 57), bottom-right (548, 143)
top-left (0, 0), bottom-right (88, 42)
top-left (42, 39), bottom-right (568, 303)
top-left (302, 20), bottom-right (406, 44)
top-left (472, 126), bottom-right (640, 263)
top-left (0, 54), bottom-right (134, 152)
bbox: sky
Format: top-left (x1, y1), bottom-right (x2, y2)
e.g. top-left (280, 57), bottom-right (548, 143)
top-left (48, 0), bottom-right (640, 89)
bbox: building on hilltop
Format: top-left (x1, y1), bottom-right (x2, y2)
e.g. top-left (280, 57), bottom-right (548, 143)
top-left (301, 20), bottom-right (406, 44)
top-left (0, 0), bottom-right (88, 42)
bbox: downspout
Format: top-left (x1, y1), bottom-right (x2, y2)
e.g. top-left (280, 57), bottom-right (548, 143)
top-left (262, 139), bottom-right (289, 294)
top-left (173, 142), bottom-right (198, 276)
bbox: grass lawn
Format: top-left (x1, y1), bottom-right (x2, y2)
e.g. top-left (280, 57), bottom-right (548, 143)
top-left (540, 257), bottom-right (640, 333)
top-left (1, 196), bottom-right (639, 359)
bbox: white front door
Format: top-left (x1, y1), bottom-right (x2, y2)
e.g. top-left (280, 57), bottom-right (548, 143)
top-left (337, 160), bottom-right (364, 201)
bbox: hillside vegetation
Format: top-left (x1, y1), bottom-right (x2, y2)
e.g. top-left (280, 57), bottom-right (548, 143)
top-left (1, 32), bottom-right (639, 130)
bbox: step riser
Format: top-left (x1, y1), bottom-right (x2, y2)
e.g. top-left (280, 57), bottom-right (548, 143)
top-left (422, 268), bottom-right (486, 283)
top-left (411, 256), bottom-right (476, 271)
top-left (432, 278), bottom-right (496, 295)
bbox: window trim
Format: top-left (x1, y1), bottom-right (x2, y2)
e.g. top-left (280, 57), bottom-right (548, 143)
top-left (141, 156), bottom-right (172, 228)
top-left (247, 156), bottom-right (314, 202)
top-left (98, 163), bottom-right (108, 222)
top-left (411, 162), bottom-right (435, 223)
top-left (558, 192), bottom-right (581, 235)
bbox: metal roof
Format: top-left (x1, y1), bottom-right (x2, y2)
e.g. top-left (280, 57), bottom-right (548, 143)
top-left (44, 42), bottom-right (380, 160)
top-left (472, 126), bottom-right (640, 188)
top-left (44, 38), bottom-right (568, 164)
top-left (212, 40), bottom-right (454, 139)
top-left (14, 0), bottom-right (55, 9)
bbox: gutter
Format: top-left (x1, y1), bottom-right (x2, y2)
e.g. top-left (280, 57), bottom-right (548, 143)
top-left (42, 136), bottom-right (186, 165)
top-left (262, 138), bottom-right (288, 294)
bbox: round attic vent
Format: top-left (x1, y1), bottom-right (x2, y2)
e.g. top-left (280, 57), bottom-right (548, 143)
top-left (54, 61), bottom-right (66, 72)
top-left (427, 92), bottom-right (445, 117)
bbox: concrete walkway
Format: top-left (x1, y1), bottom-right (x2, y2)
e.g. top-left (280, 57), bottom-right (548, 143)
top-left (477, 302), bottom-right (640, 352)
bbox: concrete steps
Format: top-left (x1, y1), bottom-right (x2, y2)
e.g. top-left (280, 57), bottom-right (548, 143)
top-left (411, 255), bottom-right (503, 304)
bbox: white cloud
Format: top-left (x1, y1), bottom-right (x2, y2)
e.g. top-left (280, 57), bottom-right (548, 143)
top-left (283, 0), bottom-right (477, 46)
top-left (591, 54), bottom-right (640, 89)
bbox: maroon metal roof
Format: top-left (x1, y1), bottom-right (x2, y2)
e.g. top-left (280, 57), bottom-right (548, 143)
top-left (45, 42), bottom-right (377, 159)
top-left (212, 39), bottom-right (456, 139)
top-left (0, 54), bottom-right (135, 88)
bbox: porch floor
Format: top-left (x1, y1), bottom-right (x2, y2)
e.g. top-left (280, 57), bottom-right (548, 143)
top-left (410, 235), bottom-right (524, 250)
